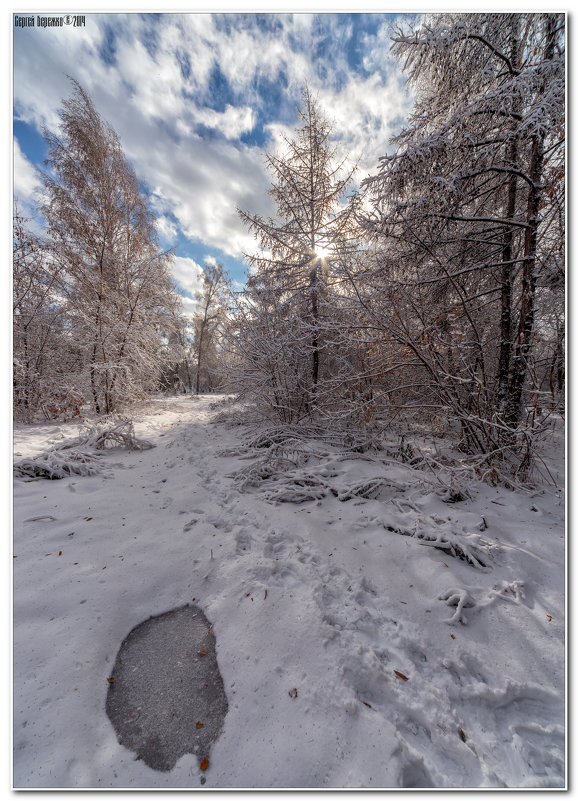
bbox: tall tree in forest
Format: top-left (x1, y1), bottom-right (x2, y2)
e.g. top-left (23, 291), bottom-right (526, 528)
top-left (158, 310), bottom-right (194, 394)
top-left (236, 87), bottom-right (357, 420)
top-left (13, 211), bottom-right (84, 421)
top-left (39, 79), bottom-right (179, 414)
top-left (360, 13), bottom-right (564, 456)
top-left (192, 263), bottom-right (229, 394)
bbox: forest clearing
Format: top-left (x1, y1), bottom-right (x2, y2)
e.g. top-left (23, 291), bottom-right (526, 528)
top-left (13, 395), bottom-right (565, 788)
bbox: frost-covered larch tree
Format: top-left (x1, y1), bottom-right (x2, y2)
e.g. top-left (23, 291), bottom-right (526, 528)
top-left (236, 87), bottom-right (357, 422)
top-left (361, 13), bottom-right (564, 459)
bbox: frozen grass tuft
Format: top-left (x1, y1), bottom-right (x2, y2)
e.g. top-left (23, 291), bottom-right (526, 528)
top-left (14, 449), bottom-right (103, 480)
top-left (14, 418), bottom-right (153, 480)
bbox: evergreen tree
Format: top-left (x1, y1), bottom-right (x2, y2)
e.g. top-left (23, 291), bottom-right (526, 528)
top-left (236, 87), bottom-right (356, 421)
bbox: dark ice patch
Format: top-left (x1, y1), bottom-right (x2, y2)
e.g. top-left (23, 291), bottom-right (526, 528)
top-left (106, 605), bottom-right (228, 772)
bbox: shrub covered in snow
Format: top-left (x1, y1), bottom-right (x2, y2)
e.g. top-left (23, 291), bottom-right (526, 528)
top-left (14, 419), bottom-right (154, 480)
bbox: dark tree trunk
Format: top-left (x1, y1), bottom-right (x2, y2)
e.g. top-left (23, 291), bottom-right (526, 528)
top-left (310, 262), bottom-right (319, 404)
top-left (90, 342), bottom-right (101, 415)
top-left (497, 18), bottom-right (520, 420)
top-left (195, 327), bottom-right (204, 395)
top-left (506, 17), bottom-right (556, 429)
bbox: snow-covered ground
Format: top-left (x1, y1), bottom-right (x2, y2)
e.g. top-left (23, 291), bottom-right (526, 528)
top-left (13, 395), bottom-right (566, 789)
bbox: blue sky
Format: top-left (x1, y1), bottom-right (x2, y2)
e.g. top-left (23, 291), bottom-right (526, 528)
top-left (13, 11), bottom-right (416, 317)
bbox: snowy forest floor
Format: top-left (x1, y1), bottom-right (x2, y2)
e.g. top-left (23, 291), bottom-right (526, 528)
top-left (13, 395), bottom-right (565, 789)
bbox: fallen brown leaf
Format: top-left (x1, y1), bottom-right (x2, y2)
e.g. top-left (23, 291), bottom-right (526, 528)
top-left (200, 757), bottom-right (208, 771)
top-left (199, 651), bottom-right (207, 657)
top-left (196, 721), bottom-right (204, 729)
top-left (394, 670), bottom-right (409, 681)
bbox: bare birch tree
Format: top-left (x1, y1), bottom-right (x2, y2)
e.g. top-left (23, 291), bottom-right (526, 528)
top-left (39, 79), bottom-right (180, 414)
top-left (192, 263), bottom-right (229, 394)
top-left (360, 13), bottom-right (564, 463)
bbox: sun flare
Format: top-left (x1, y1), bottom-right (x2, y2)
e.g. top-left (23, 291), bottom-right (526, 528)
top-left (314, 245), bottom-right (331, 260)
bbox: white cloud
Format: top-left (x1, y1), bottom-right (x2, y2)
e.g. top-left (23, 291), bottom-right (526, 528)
top-left (12, 17), bottom-right (275, 258)
top-left (13, 13), bottom-right (413, 266)
top-left (155, 215), bottom-right (178, 245)
top-left (13, 20), bottom-right (107, 131)
top-left (193, 104), bottom-right (255, 140)
top-left (13, 138), bottom-right (41, 206)
top-left (115, 36), bottom-right (185, 122)
top-left (317, 70), bottom-right (413, 178)
top-left (179, 294), bottom-right (199, 322)
top-left (169, 255), bottom-right (205, 300)
top-left (262, 120), bottom-right (295, 154)
top-left (122, 128), bottom-right (273, 258)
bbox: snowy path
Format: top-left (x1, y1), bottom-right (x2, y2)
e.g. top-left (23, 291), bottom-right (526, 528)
top-left (13, 397), bottom-right (565, 788)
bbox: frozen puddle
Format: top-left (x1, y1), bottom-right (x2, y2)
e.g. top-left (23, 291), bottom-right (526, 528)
top-left (106, 605), bottom-right (228, 773)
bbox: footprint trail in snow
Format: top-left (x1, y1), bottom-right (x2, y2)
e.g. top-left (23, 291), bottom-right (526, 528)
top-left (13, 396), bottom-right (565, 789)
